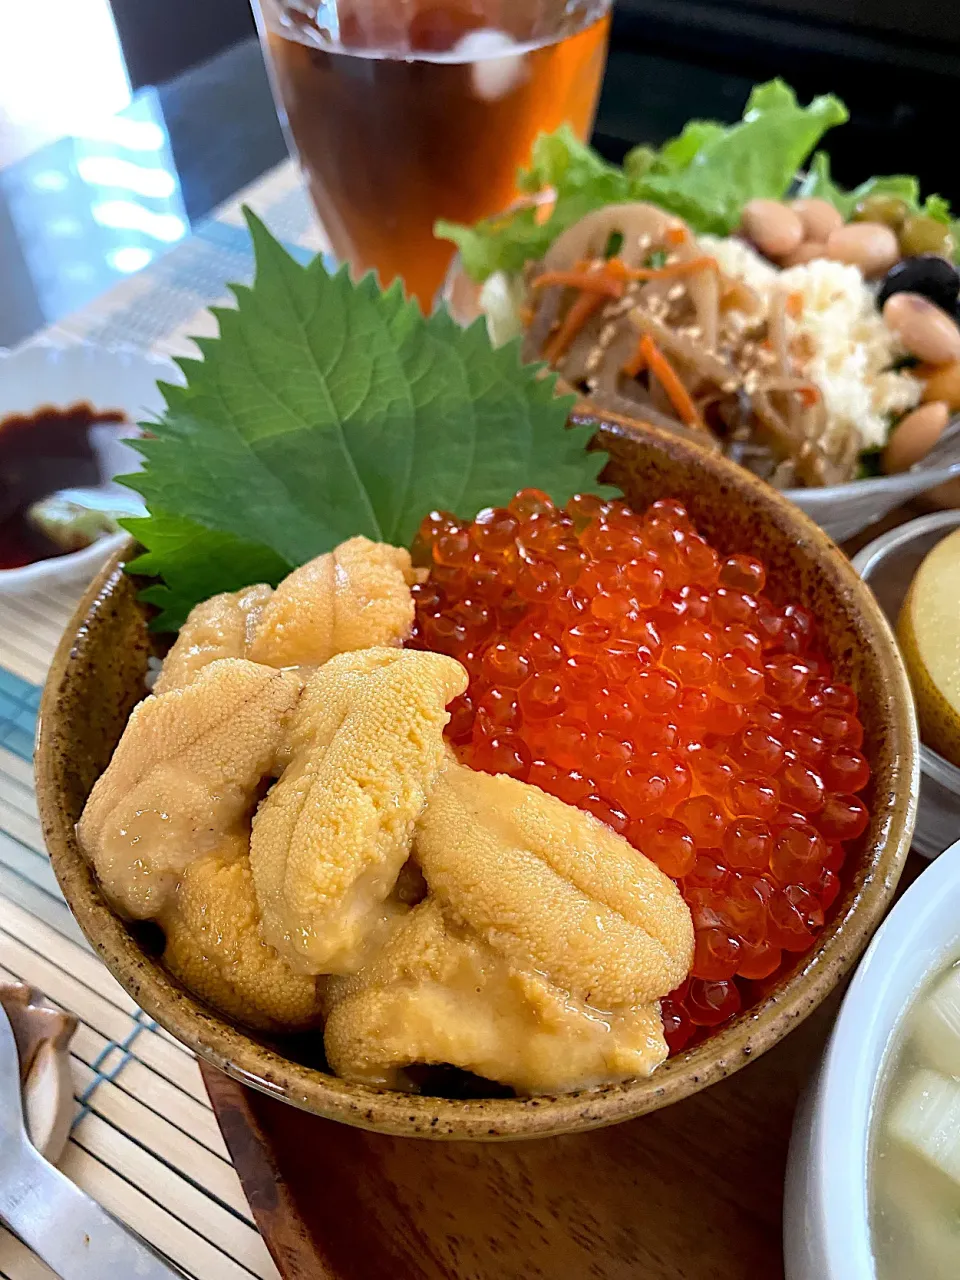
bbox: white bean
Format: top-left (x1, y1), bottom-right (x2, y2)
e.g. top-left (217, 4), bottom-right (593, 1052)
top-left (779, 242), bottom-right (828, 268)
top-left (883, 401), bottom-right (950, 473)
top-left (740, 200), bottom-right (804, 259)
top-left (825, 222), bottom-right (900, 277)
top-left (790, 198), bottom-right (844, 243)
top-left (883, 293), bottom-right (960, 366)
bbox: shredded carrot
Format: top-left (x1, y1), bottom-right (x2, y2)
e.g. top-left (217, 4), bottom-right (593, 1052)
top-left (665, 225), bottom-right (688, 246)
top-left (622, 336), bottom-right (647, 379)
top-left (797, 385), bottom-right (820, 408)
top-left (635, 334), bottom-right (705, 429)
top-left (620, 255), bottom-right (719, 282)
top-left (786, 291), bottom-right (804, 319)
top-left (532, 269), bottom-right (625, 298)
top-left (519, 303), bottom-right (535, 326)
top-left (534, 192), bottom-right (557, 226)
top-left (534, 256), bottom-right (716, 297)
top-left (601, 256), bottom-right (629, 279)
top-left (544, 290), bottom-right (607, 363)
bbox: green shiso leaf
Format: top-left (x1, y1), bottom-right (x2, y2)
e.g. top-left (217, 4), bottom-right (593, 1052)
top-left (120, 210), bottom-right (610, 629)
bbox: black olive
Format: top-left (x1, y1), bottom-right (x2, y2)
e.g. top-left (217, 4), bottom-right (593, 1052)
top-left (878, 254), bottom-right (960, 313)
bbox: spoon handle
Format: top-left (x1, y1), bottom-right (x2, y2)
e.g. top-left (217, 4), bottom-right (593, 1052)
top-left (0, 1138), bottom-right (185, 1280)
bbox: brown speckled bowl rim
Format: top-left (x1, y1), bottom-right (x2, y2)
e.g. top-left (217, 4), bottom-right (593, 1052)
top-left (36, 414), bottom-right (919, 1140)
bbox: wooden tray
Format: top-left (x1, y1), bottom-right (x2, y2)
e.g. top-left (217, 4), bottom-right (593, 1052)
top-left (201, 857), bottom-right (927, 1279)
top-left (201, 995), bottom-right (825, 1279)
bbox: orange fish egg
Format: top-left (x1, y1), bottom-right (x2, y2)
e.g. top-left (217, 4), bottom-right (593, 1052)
top-left (408, 491), bottom-right (871, 1050)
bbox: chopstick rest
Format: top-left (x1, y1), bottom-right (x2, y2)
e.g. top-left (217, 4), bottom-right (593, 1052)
top-left (0, 997), bottom-right (185, 1279)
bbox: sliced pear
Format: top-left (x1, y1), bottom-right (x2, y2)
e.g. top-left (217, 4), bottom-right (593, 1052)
top-left (898, 527), bottom-right (960, 767)
top-left (889, 1068), bottom-right (960, 1187)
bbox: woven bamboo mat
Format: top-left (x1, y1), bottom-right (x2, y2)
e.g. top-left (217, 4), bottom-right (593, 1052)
top-left (0, 583), bottom-right (281, 1279)
top-left (0, 158), bottom-right (324, 1280)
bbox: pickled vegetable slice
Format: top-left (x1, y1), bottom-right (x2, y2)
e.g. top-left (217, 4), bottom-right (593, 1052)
top-left (898, 527), bottom-right (960, 766)
top-left (889, 1069), bottom-right (960, 1187)
top-left (913, 966), bottom-right (960, 1079)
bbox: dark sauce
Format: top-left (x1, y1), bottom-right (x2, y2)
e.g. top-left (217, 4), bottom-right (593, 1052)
top-left (0, 402), bottom-right (126, 569)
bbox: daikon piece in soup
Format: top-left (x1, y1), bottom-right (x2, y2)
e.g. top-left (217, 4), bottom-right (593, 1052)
top-left (871, 954), bottom-right (960, 1278)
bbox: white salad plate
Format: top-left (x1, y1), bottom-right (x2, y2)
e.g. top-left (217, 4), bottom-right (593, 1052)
top-left (447, 261), bottom-right (960, 546)
top-left (788, 466), bottom-right (960, 545)
top-left (0, 342), bottom-right (179, 592)
top-left (783, 836), bottom-right (960, 1280)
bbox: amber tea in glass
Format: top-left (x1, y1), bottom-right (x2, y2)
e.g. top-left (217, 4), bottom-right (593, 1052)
top-left (254, 0), bottom-right (611, 308)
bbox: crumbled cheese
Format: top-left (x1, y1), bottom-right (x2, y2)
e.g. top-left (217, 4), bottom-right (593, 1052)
top-left (705, 240), bottom-right (921, 451)
top-left (700, 235), bottom-right (779, 295)
top-left (777, 259), bottom-right (921, 450)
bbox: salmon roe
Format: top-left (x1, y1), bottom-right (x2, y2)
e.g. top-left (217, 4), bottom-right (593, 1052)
top-left (408, 491), bottom-right (871, 1053)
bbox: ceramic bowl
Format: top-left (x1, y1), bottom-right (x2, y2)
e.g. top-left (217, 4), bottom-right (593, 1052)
top-left (783, 836), bottom-right (960, 1280)
top-left (852, 511), bottom-right (960, 859)
top-left (36, 414), bottom-right (919, 1141)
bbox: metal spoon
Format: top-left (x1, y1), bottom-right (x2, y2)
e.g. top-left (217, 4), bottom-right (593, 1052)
top-left (0, 1000), bottom-right (184, 1279)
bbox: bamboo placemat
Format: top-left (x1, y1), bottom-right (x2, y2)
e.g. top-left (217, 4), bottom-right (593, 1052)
top-left (0, 158), bottom-right (324, 1280)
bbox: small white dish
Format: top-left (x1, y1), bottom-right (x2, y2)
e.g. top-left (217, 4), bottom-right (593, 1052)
top-left (852, 511), bottom-right (960, 858)
top-left (0, 342), bottom-right (179, 592)
top-left (783, 837), bottom-right (960, 1280)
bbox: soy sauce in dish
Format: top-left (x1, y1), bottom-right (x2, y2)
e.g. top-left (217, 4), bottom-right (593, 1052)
top-left (0, 403), bottom-right (126, 570)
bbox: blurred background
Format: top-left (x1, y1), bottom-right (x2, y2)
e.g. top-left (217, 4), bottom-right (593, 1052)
top-left (1, 0), bottom-right (957, 345)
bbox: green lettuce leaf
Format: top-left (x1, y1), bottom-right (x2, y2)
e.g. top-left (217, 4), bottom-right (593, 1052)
top-left (634, 81), bottom-right (848, 234)
top-left (922, 193), bottom-right (952, 224)
top-left (654, 121), bottom-right (726, 172)
top-left (847, 174), bottom-right (920, 215)
top-left (795, 151), bottom-right (852, 212)
top-left (120, 211), bottom-right (611, 630)
top-left (438, 80), bottom-right (847, 279)
top-left (436, 206), bottom-right (555, 282)
top-left (437, 124), bottom-right (631, 281)
top-left (515, 124), bottom-right (628, 196)
top-left (622, 144), bottom-right (658, 182)
top-left (797, 159), bottom-right (922, 218)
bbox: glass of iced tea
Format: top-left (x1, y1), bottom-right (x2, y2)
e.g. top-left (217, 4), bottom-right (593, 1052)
top-left (253, 0), bottom-right (611, 308)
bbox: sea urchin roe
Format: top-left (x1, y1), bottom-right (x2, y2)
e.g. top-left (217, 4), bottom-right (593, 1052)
top-left (408, 491), bottom-right (871, 1049)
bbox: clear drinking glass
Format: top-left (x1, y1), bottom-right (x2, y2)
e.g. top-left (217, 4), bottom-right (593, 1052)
top-left (252, 0), bottom-right (612, 308)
